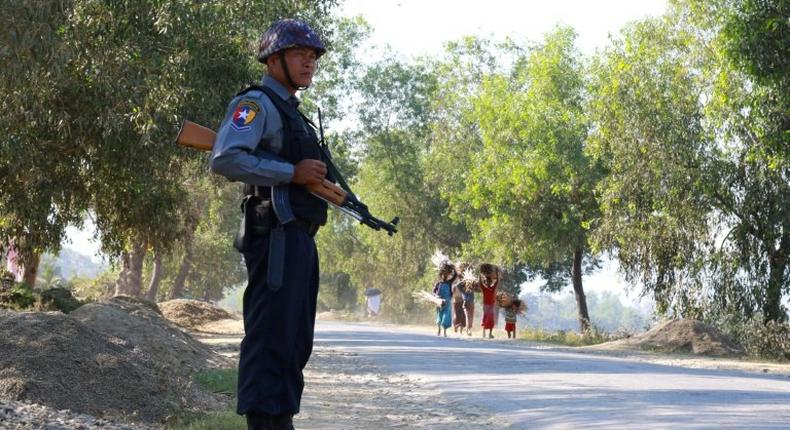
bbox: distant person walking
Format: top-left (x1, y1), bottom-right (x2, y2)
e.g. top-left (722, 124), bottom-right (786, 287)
top-left (504, 299), bottom-right (522, 339)
top-left (365, 288), bottom-right (382, 317)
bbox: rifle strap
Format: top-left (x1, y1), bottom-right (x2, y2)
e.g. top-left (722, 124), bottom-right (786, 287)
top-left (298, 111), bottom-right (355, 196)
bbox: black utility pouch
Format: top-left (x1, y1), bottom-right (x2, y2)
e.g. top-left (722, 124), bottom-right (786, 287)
top-left (252, 199), bottom-right (273, 235)
top-left (233, 196), bottom-right (273, 252)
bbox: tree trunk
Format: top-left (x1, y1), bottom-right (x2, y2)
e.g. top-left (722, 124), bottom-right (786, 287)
top-left (115, 240), bottom-right (146, 297)
top-left (22, 251), bottom-right (40, 288)
top-left (764, 234), bottom-right (788, 323)
top-left (571, 246), bottom-right (591, 332)
top-left (168, 195), bottom-right (208, 300)
top-left (144, 252), bottom-right (163, 302)
top-left (169, 245), bottom-right (193, 299)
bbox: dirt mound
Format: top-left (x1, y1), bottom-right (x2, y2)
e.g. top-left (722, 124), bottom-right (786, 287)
top-left (159, 299), bottom-right (236, 330)
top-left (611, 319), bottom-right (743, 356)
top-left (192, 318), bottom-right (245, 335)
top-left (0, 309), bottom-right (180, 422)
top-left (0, 297), bottom-right (232, 423)
top-left (71, 296), bottom-right (233, 374)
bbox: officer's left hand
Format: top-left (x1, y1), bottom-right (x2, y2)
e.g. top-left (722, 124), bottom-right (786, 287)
top-left (292, 159), bottom-right (327, 185)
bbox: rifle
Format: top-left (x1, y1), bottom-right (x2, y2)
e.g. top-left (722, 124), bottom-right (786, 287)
top-left (176, 120), bottom-right (399, 236)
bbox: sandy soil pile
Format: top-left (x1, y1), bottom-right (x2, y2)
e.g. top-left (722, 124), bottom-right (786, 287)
top-left (158, 299), bottom-right (237, 331)
top-left (72, 296), bottom-right (233, 373)
top-left (0, 297), bottom-right (231, 424)
top-left (602, 319), bottom-right (743, 356)
top-left (0, 309), bottom-right (179, 422)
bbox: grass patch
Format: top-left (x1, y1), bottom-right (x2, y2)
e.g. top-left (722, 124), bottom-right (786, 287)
top-left (518, 327), bottom-right (614, 347)
top-left (193, 368), bottom-right (238, 394)
top-left (168, 369), bottom-right (242, 430)
top-left (169, 411), bottom-right (246, 430)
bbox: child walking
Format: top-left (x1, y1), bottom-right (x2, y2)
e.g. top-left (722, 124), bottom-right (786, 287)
top-left (504, 299), bottom-right (522, 339)
top-left (462, 280), bottom-right (476, 336)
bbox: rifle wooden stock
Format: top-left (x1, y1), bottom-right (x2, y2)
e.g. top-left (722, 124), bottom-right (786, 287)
top-left (176, 120), bottom-right (216, 151)
top-left (176, 120), bottom-right (348, 206)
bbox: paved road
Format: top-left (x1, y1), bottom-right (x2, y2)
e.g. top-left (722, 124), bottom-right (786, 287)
top-left (313, 321), bottom-right (790, 429)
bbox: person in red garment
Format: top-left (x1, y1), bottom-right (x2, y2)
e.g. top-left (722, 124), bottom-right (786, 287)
top-left (478, 263), bottom-right (499, 339)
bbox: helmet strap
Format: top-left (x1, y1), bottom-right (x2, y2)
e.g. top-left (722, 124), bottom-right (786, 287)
top-left (279, 51), bottom-right (308, 91)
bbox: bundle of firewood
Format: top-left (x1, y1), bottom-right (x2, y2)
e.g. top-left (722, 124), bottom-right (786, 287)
top-left (412, 291), bottom-right (444, 307)
top-left (496, 291), bottom-right (527, 315)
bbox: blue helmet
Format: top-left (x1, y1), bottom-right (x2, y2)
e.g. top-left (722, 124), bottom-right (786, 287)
top-left (258, 18), bottom-right (326, 63)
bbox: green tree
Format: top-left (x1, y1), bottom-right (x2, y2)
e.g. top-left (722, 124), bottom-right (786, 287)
top-left (59, 0), bottom-right (338, 298)
top-left (0, 0), bottom-right (90, 286)
top-left (349, 57), bottom-right (443, 319)
top-left (701, 0), bottom-right (789, 323)
top-left (461, 27), bottom-right (603, 332)
top-left (589, 0), bottom-right (789, 324)
top-left (587, 16), bottom-right (713, 317)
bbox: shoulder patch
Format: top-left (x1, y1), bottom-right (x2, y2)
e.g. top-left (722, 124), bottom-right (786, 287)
top-left (231, 100), bottom-right (261, 132)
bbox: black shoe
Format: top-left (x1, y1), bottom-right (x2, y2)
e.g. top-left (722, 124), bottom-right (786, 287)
top-left (247, 413), bottom-right (294, 430)
top-left (272, 414), bottom-right (294, 430)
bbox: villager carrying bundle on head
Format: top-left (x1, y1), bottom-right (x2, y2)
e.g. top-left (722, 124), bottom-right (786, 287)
top-left (497, 291), bottom-right (527, 315)
top-left (478, 262), bottom-right (500, 338)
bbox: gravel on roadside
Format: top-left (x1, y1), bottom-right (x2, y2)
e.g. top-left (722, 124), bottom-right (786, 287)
top-left (0, 399), bottom-right (161, 430)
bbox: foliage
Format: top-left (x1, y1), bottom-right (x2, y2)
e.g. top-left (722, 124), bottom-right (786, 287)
top-left (37, 255), bottom-right (64, 289)
top-left (0, 281), bottom-right (84, 312)
top-left (318, 271), bottom-right (357, 311)
top-left (38, 287), bottom-right (84, 313)
top-left (317, 55), bottom-right (459, 321)
top-left (587, 16), bottom-right (714, 314)
top-left (69, 268), bottom-right (118, 300)
top-left (0, 282), bottom-right (38, 310)
top-left (736, 320), bottom-right (790, 361)
top-left (518, 326), bottom-right (619, 347)
top-left (588, 0), bottom-right (789, 324)
top-left (711, 313), bottom-right (790, 361)
top-left (446, 27), bottom-right (603, 331)
top-left (0, 0), bottom-right (91, 266)
top-left (523, 291), bottom-right (650, 333)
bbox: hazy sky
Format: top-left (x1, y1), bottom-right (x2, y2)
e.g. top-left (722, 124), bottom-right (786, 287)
top-left (341, 0), bottom-right (668, 58)
top-left (65, 1), bottom-right (670, 303)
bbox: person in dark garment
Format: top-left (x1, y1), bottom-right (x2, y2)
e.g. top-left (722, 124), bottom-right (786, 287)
top-left (209, 18), bottom-right (331, 430)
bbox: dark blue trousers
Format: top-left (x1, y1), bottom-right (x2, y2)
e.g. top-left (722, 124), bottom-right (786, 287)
top-left (237, 225), bottom-right (319, 416)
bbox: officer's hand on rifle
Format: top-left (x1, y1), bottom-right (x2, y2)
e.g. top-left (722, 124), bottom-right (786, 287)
top-left (292, 159), bottom-right (327, 185)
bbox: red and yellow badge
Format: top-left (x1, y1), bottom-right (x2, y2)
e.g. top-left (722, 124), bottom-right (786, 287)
top-left (231, 101), bottom-right (260, 132)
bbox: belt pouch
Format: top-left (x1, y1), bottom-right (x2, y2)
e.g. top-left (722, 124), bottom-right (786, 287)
top-left (233, 195), bottom-right (257, 253)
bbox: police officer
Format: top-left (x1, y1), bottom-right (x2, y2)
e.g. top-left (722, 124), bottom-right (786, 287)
top-left (210, 18), bottom-right (330, 430)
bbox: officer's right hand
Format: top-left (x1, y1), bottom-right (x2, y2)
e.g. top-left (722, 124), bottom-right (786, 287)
top-left (292, 159), bottom-right (327, 185)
